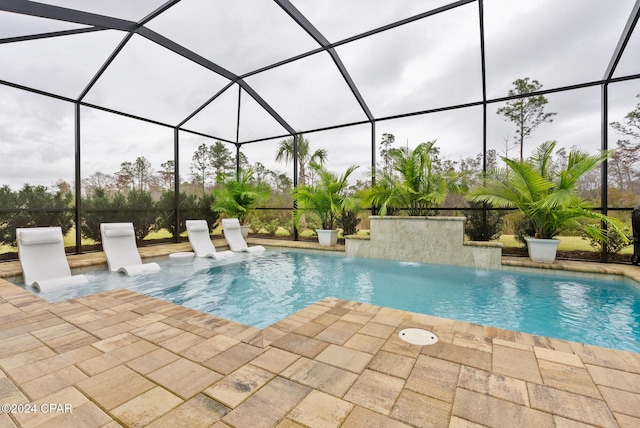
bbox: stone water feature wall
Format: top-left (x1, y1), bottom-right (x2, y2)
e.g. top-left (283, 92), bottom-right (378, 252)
top-left (345, 216), bottom-right (503, 269)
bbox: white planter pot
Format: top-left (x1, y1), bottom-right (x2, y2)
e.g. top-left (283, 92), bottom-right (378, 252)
top-left (525, 237), bottom-right (560, 264)
top-left (316, 229), bottom-right (338, 247)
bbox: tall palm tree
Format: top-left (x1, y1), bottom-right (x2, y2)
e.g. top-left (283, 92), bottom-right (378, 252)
top-left (275, 134), bottom-right (328, 186)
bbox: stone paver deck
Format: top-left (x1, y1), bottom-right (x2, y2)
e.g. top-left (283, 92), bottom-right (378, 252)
top-left (1, 239), bottom-right (639, 427)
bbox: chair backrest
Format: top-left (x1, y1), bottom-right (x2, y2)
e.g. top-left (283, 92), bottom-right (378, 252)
top-left (100, 223), bottom-right (142, 271)
top-left (186, 220), bottom-right (216, 257)
top-left (221, 218), bottom-right (248, 251)
top-left (17, 227), bottom-right (71, 285)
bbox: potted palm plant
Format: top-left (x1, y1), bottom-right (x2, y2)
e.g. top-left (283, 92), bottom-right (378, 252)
top-left (292, 162), bottom-right (359, 246)
top-left (361, 141), bottom-right (468, 216)
top-left (211, 167), bottom-right (270, 238)
top-left (468, 141), bottom-right (627, 263)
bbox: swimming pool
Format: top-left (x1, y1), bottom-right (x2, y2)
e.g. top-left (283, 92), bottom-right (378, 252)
top-left (28, 250), bottom-right (640, 353)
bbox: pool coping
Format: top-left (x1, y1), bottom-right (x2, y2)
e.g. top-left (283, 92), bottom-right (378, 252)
top-left (1, 238), bottom-right (640, 426)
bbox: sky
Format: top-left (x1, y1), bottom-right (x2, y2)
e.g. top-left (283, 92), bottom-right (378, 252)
top-left (0, 0), bottom-right (639, 190)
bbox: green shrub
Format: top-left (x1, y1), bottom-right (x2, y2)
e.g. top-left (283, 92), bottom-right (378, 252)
top-left (156, 190), bottom-right (197, 236)
top-left (337, 207), bottom-right (361, 236)
top-left (192, 193), bottom-right (221, 230)
top-left (462, 201), bottom-right (505, 241)
top-left (250, 216), bottom-right (280, 235)
top-left (280, 216), bottom-right (295, 236)
top-left (125, 189), bottom-right (157, 241)
top-left (81, 188), bottom-right (118, 243)
top-left (81, 188), bottom-right (158, 242)
top-left (514, 215), bottom-right (536, 248)
top-left (263, 219), bottom-right (281, 235)
top-left (583, 226), bottom-right (632, 254)
top-left (250, 210), bottom-right (290, 236)
top-left (0, 184), bottom-right (73, 246)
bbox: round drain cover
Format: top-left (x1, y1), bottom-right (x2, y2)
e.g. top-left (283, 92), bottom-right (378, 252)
top-left (398, 328), bottom-right (438, 346)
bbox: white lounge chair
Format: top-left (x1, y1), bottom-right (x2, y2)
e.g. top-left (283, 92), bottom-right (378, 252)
top-left (186, 220), bottom-right (235, 259)
top-left (221, 218), bottom-right (265, 253)
top-left (100, 223), bottom-right (160, 276)
top-left (16, 227), bottom-right (88, 291)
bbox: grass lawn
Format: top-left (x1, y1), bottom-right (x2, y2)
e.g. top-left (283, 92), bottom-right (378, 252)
top-left (497, 234), bottom-right (633, 254)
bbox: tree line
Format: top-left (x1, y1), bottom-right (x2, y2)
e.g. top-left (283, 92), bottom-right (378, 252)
top-left (80, 141), bottom-right (294, 200)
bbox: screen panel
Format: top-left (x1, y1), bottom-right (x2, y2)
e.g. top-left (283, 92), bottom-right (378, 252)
top-left (0, 30), bottom-right (126, 99)
top-left (485, 0), bottom-right (636, 98)
top-left (291, 0), bottom-right (457, 43)
top-left (84, 34), bottom-right (231, 126)
top-left (608, 80), bottom-right (640, 209)
top-left (336, 3), bottom-right (482, 119)
top-left (0, 86), bottom-right (75, 190)
top-left (147, 0), bottom-right (317, 76)
top-left (245, 51), bottom-right (368, 132)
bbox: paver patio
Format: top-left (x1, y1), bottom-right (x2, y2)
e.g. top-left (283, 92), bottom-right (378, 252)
top-left (0, 240), bottom-right (639, 427)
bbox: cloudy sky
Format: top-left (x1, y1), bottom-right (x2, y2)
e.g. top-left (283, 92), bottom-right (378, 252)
top-left (1, 0), bottom-right (639, 190)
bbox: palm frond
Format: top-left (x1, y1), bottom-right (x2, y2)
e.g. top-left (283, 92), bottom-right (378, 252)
top-left (529, 140), bottom-right (556, 178)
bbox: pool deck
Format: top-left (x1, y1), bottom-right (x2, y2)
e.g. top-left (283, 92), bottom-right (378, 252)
top-left (1, 239), bottom-right (640, 427)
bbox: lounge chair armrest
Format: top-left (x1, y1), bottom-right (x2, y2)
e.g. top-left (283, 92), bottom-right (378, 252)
top-left (117, 262), bottom-right (161, 276)
top-left (32, 274), bottom-right (88, 292)
top-left (211, 250), bottom-right (236, 259)
top-left (234, 245), bottom-right (265, 253)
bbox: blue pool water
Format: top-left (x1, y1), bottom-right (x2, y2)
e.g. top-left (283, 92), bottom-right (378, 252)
top-left (29, 250), bottom-right (640, 353)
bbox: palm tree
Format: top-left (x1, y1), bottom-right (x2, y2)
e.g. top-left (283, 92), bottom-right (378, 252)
top-left (210, 167), bottom-right (270, 225)
top-left (275, 134), bottom-right (328, 186)
top-left (292, 162), bottom-right (359, 230)
top-left (362, 141), bottom-right (468, 216)
top-left (467, 141), bottom-right (626, 241)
